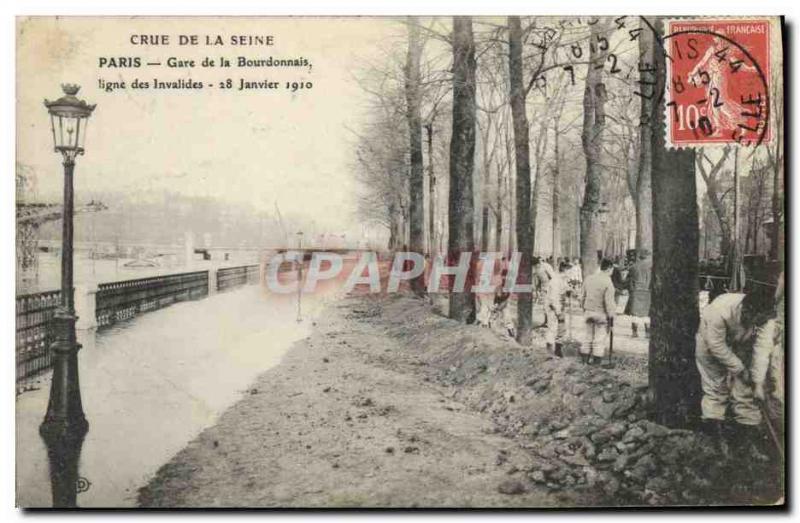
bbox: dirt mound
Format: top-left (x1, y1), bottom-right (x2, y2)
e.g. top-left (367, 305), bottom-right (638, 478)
top-left (355, 294), bottom-right (782, 506)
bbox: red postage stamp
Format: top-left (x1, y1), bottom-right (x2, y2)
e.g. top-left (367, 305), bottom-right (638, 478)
top-left (665, 18), bottom-right (771, 147)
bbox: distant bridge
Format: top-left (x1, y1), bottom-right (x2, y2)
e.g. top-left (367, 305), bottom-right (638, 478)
top-left (16, 201), bottom-right (107, 271)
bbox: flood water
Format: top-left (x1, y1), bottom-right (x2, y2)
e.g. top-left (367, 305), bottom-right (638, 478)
top-left (16, 280), bottom-right (338, 507)
top-left (16, 252), bottom-right (258, 295)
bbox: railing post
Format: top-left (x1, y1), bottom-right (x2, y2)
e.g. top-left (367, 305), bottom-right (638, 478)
top-left (259, 260), bottom-right (267, 287)
top-left (74, 282), bottom-right (97, 331)
top-left (209, 268), bottom-right (218, 295)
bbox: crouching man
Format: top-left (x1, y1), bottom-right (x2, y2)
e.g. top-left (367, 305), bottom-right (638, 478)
top-left (580, 258), bottom-right (616, 365)
top-left (695, 289), bottom-right (775, 458)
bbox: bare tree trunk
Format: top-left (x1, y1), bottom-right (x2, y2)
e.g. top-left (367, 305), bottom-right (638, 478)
top-left (730, 148), bottom-right (741, 290)
top-left (552, 120), bottom-right (560, 260)
top-left (531, 125), bottom-right (547, 256)
top-left (627, 22), bottom-right (655, 316)
top-left (507, 170), bottom-right (515, 252)
top-left (579, 20), bottom-right (608, 275)
top-left (389, 201), bottom-right (399, 250)
top-left (531, 176), bottom-right (540, 256)
top-left (495, 165), bottom-right (503, 252)
top-left (745, 214), bottom-right (753, 255)
top-left (703, 208), bottom-right (710, 259)
top-left (648, 18), bottom-right (701, 428)
top-left (770, 167), bottom-right (781, 261)
top-left (508, 16), bottom-right (534, 344)
top-left (696, 147), bottom-right (733, 260)
top-left (636, 26), bottom-right (654, 255)
top-left (426, 123), bottom-right (436, 256)
top-left (481, 205), bottom-right (490, 251)
top-left (480, 126), bottom-right (491, 252)
top-left (447, 16), bottom-right (477, 323)
top-left (767, 72), bottom-right (784, 263)
top-left (769, 135), bottom-right (782, 262)
top-left (575, 173), bottom-right (581, 259)
top-left (706, 181), bottom-right (732, 258)
top-left (405, 17), bottom-right (426, 295)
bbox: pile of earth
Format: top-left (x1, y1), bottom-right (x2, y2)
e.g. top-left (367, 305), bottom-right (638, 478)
top-left (352, 294), bottom-right (782, 506)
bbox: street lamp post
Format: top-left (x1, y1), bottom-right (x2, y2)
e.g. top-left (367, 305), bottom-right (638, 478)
top-left (597, 202), bottom-right (609, 259)
top-left (40, 84), bottom-right (95, 508)
top-left (296, 231), bottom-right (304, 322)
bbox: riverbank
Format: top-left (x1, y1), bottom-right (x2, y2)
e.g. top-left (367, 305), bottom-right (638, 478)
top-left (16, 285), bottom-right (322, 507)
top-left (138, 293), bottom-right (782, 507)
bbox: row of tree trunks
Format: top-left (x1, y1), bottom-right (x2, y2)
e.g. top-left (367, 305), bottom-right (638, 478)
top-left (447, 16), bottom-right (477, 323)
top-left (392, 16), bottom-right (708, 430)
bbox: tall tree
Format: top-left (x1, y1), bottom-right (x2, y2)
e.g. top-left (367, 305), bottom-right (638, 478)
top-left (354, 103), bottom-right (409, 251)
top-left (579, 20), bottom-right (609, 274)
top-left (551, 118), bottom-right (560, 260)
top-left (623, 22), bottom-right (655, 316)
top-left (405, 17), bottom-right (426, 295)
top-left (494, 134), bottom-right (509, 252)
top-left (742, 158), bottom-right (769, 255)
top-left (447, 16), bottom-right (477, 322)
top-left (508, 16), bottom-right (534, 344)
top-left (696, 147), bottom-right (733, 258)
top-left (425, 122), bottom-right (436, 255)
top-left (530, 116), bottom-right (549, 255)
top-left (765, 68), bottom-right (784, 262)
top-left (647, 18), bottom-right (701, 428)
top-left (635, 25), bottom-right (654, 254)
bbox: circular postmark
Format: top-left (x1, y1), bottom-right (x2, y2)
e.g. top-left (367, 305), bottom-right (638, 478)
top-left (514, 16), bottom-right (772, 148)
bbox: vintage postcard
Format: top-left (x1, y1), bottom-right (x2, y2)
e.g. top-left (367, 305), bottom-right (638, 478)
top-left (14, 15), bottom-right (785, 508)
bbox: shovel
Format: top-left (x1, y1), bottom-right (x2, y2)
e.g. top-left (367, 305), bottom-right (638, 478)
top-left (757, 399), bottom-right (784, 461)
top-left (603, 319), bottom-right (615, 369)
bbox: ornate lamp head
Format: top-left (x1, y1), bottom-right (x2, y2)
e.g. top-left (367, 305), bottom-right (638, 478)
top-left (44, 84), bottom-right (96, 159)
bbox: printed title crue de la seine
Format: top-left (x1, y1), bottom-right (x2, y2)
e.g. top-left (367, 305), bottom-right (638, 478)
top-left (129, 34), bottom-right (276, 46)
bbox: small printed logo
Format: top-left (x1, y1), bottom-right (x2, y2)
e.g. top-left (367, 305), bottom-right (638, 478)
top-left (76, 476), bottom-right (91, 494)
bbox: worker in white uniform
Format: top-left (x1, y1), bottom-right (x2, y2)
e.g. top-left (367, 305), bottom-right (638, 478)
top-left (695, 286), bottom-right (775, 457)
top-left (544, 261), bottom-right (569, 357)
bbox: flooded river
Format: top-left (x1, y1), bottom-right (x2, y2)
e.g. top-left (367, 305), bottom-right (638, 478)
top-left (16, 281), bottom-right (338, 507)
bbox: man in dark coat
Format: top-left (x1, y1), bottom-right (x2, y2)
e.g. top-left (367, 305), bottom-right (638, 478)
top-left (625, 249), bottom-right (652, 337)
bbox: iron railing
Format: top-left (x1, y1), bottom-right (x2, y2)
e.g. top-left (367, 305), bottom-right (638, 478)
top-left (216, 264), bottom-right (260, 292)
top-left (95, 270), bottom-right (209, 328)
top-left (16, 289), bottom-right (62, 383)
top-left (700, 274), bottom-right (778, 291)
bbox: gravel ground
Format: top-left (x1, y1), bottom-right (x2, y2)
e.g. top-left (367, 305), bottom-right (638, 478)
top-left (138, 294), bottom-right (566, 507)
top-left (138, 293), bottom-right (782, 508)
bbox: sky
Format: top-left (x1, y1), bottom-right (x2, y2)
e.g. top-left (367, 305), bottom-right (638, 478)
top-left (16, 17), bottom-right (399, 235)
top-left (16, 16), bottom-right (783, 240)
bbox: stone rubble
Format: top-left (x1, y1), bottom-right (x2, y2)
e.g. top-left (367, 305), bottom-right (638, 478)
top-left (364, 295), bottom-right (782, 506)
